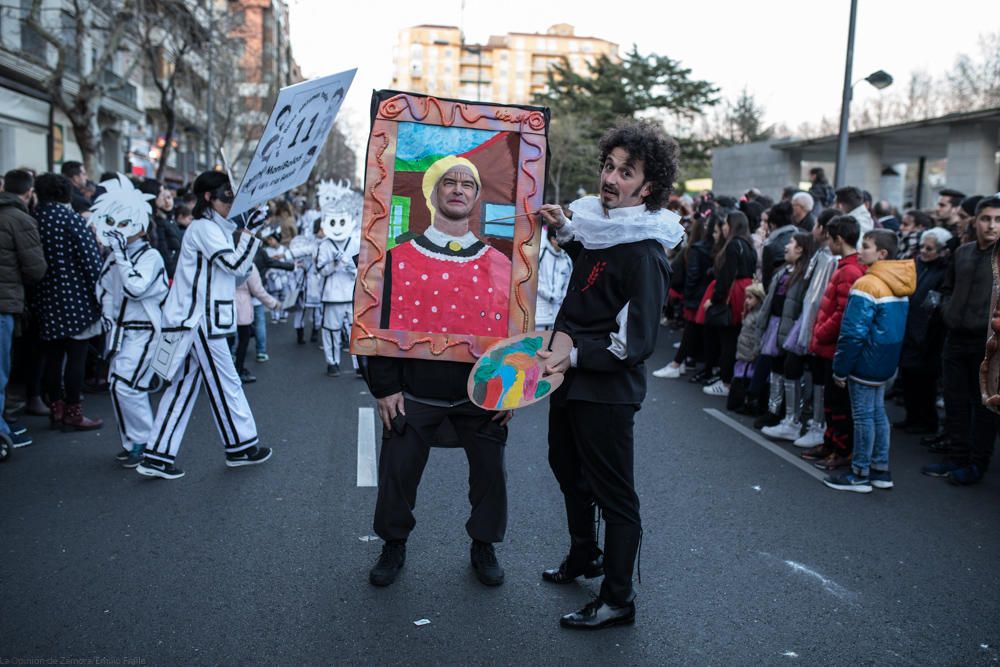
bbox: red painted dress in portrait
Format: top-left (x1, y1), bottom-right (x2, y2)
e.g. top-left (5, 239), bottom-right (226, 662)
top-left (387, 228), bottom-right (511, 337)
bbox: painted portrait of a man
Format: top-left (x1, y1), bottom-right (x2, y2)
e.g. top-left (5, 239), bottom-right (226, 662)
top-left (380, 155), bottom-right (511, 337)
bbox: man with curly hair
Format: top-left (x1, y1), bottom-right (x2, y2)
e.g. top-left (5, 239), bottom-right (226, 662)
top-left (537, 119), bottom-right (685, 629)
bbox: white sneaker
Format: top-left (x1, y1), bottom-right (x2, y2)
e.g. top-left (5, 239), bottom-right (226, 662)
top-left (653, 363), bottom-right (684, 379)
top-left (762, 418), bottom-right (802, 441)
top-left (793, 422), bottom-right (825, 448)
top-left (702, 380), bottom-right (729, 397)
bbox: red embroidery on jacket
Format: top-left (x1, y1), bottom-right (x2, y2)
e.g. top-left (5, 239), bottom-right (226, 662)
top-left (580, 260), bottom-right (607, 293)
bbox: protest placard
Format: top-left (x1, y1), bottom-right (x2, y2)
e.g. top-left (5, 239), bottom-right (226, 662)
top-left (229, 68), bottom-right (357, 219)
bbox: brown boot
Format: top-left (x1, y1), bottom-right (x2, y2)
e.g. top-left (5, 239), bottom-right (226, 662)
top-left (61, 402), bottom-right (103, 431)
top-left (26, 396), bottom-right (51, 417)
top-left (49, 400), bottom-right (65, 429)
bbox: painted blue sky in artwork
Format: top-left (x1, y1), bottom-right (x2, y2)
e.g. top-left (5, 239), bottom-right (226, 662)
top-left (396, 122), bottom-right (498, 161)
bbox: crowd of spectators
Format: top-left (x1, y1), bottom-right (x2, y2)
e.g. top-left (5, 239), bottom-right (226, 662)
top-left (658, 170), bottom-right (1000, 490)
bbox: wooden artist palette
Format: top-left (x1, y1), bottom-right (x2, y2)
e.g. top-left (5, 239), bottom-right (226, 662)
top-left (467, 331), bottom-right (573, 411)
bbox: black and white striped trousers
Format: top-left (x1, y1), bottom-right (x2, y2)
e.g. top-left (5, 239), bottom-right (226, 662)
top-left (144, 327), bottom-right (258, 463)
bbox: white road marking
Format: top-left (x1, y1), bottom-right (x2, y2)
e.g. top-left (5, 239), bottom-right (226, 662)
top-left (759, 551), bottom-right (860, 603)
top-left (357, 407), bottom-right (377, 487)
top-left (782, 559), bottom-right (857, 601)
top-left (703, 408), bottom-right (826, 481)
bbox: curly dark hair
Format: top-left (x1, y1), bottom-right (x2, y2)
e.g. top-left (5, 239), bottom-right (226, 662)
top-left (597, 119), bottom-right (679, 211)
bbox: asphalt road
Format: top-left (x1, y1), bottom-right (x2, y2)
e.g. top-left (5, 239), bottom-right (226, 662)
top-left (2, 321), bottom-right (998, 665)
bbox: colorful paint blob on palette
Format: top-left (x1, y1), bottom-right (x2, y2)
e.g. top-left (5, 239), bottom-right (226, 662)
top-left (472, 336), bottom-right (552, 410)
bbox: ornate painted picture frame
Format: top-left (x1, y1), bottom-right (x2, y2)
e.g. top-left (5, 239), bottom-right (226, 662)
top-left (351, 90), bottom-right (549, 363)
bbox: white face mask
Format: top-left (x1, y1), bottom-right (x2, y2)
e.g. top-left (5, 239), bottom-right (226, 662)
top-left (322, 215), bottom-right (355, 243)
top-left (90, 174), bottom-right (154, 246)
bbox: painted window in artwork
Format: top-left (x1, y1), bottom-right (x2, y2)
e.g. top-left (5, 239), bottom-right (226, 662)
top-left (483, 203), bottom-right (516, 239)
top-left (389, 195), bottom-right (410, 248)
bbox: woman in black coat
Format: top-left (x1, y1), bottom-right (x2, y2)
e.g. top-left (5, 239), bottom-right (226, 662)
top-left (896, 229), bottom-right (951, 434)
top-left (32, 173), bottom-right (104, 430)
top-left (701, 211), bottom-right (757, 396)
top-left (653, 215), bottom-right (714, 379)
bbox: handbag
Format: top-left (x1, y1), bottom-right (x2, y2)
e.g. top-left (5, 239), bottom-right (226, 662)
top-left (760, 316), bottom-right (781, 357)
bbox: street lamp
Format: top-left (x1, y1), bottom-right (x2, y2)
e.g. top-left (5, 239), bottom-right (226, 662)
top-left (833, 0), bottom-right (894, 188)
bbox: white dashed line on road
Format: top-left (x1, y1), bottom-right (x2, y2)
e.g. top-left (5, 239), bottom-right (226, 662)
top-left (703, 408), bottom-right (826, 481)
top-left (357, 407), bottom-right (377, 487)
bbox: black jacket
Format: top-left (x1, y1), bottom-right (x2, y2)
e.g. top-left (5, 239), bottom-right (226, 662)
top-left (900, 257), bottom-right (948, 369)
top-left (941, 241), bottom-right (994, 337)
top-left (153, 212), bottom-right (184, 278)
top-left (762, 225), bottom-right (797, 291)
top-left (554, 238), bottom-right (669, 405)
top-left (711, 237), bottom-right (756, 304)
top-left (683, 240), bottom-right (713, 310)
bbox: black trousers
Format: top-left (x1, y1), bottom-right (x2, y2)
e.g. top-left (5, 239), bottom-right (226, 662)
top-left (235, 325), bottom-right (252, 374)
top-left (942, 333), bottom-right (997, 469)
top-left (373, 399), bottom-right (508, 543)
top-left (900, 366), bottom-right (940, 431)
top-left (43, 337), bottom-right (89, 404)
top-left (548, 399), bottom-right (640, 606)
top-left (704, 324), bottom-right (739, 383)
top-left (673, 320), bottom-right (703, 365)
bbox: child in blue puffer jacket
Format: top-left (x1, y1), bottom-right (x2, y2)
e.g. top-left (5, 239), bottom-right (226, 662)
top-left (825, 230), bottom-right (916, 493)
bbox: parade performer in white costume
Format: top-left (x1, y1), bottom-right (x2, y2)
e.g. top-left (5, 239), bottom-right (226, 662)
top-left (92, 174), bottom-right (170, 469)
top-left (136, 171), bottom-right (272, 480)
top-left (317, 211), bottom-right (359, 377)
top-left (287, 220), bottom-right (322, 344)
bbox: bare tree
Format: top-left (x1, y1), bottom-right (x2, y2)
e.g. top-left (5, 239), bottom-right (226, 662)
top-left (25, 0), bottom-right (140, 174)
top-left (136, 0), bottom-right (208, 180)
top-left (944, 31), bottom-right (1000, 111)
top-left (546, 110), bottom-right (599, 204)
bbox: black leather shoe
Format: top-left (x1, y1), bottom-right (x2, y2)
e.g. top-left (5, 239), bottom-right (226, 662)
top-left (369, 540), bottom-right (406, 587)
top-left (470, 540), bottom-right (504, 586)
top-left (542, 553), bottom-right (604, 584)
top-left (560, 597), bottom-right (635, 630)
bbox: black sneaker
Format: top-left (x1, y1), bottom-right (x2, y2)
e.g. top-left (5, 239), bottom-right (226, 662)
top-left (869, 469), bottom-right (893, 489)
top-left (470, 540), bottom-right (505, 586)
top-left (136, 458), bottom-right (185, 480)
top-left (326, 363), bottom-right (341, 377)
top-left (822, 470), bottom-right (872, 493)
top-left (10, 430), bottom-right (32, 448)
top-left (114, 449), bottom-right (131, 463)
top-left (369, 540), bottom-right (406, 587)
top-left (225, 446), bottom-right (273, 468)
top-left (121, 444), bottom-right (145, 469)
top-left (239, 369), bottom-right (257, 384)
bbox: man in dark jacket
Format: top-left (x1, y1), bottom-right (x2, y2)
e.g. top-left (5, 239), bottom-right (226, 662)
top-left (0, 170), bottom-right (48, 448)
top-left (537, 119), bottom-right (684, 630)
top-left (791, 192), bottom-right (816, 232)
top-left (61, 161), bottom-right (91, 215)
top-left (923, 197), bottom-right (1000, 485)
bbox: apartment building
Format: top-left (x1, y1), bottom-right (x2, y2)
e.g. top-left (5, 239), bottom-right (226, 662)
top-left (391, 23), bottom-right (618, 105)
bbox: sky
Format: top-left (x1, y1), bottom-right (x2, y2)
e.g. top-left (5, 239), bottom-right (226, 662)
top-left (287, 0), bottom-right (1000, 161)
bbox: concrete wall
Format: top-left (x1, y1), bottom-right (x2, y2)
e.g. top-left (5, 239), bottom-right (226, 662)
top-left (945, 122), bottom-right (1000, 196)
top-left (711, 141), bottom-right (800, 200)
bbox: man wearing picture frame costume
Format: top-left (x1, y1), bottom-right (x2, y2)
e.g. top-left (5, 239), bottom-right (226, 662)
top-left (365, 156), bottom-right (513, 588)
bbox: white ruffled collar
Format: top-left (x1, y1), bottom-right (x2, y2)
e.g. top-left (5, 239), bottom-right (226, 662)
top-left (565, 196), bottom-right (684, 250)
top-left (423, 225), bottom-right (479, 250)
